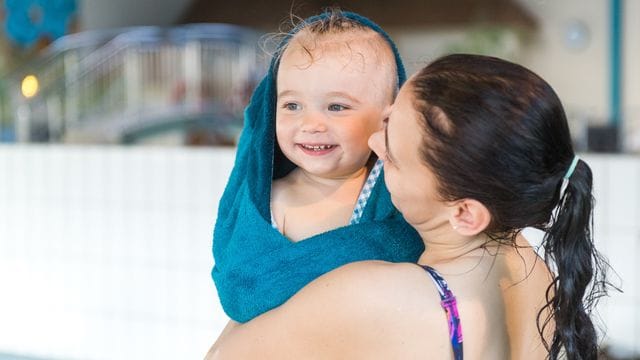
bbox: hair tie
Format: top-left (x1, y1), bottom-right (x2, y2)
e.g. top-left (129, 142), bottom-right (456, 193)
top-left (559, 155), bottom-right (580, 199)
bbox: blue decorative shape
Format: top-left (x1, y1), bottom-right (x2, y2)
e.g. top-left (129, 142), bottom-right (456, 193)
top-left (4, 0), bottom-right (77, 47)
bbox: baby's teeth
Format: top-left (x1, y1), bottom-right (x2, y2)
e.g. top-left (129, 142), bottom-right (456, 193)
top-left (305, 145), bottom-right (331, 150)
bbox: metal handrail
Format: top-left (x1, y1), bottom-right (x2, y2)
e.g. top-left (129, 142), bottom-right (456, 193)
top-left (3, 24), bottom-right (266, 144)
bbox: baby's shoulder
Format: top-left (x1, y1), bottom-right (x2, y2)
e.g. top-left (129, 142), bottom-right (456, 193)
top-left (271, 173), bottom-right (293, 194)
top-left (271, 175), bottom-right (297, 208)
top-left (271, 170), bottom-right (307, 202)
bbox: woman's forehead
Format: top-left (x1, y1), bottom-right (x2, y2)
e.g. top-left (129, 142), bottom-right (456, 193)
top-left (390, 84), bottom-right (417, 123)
top-left (388, 86), bottom-right (423, 155)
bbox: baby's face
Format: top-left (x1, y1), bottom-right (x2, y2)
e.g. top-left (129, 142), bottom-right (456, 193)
top-left (275, 37), bottom-right (393, 180)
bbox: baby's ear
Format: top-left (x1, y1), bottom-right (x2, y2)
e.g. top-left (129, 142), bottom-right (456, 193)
top-left (448, 199), bottom-right (491, 236)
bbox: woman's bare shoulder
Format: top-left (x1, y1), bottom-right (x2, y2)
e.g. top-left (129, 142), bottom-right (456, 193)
top-left (295, 260), bottom-right (441, 312)
top-left (501, 234), bottom-right (553, 287)
top-left (303, 261), bottom-right (451, 356)
top-left (498, 235), bottom-right (554, 358)
top-left (209, 261), bottom-right (451, 359)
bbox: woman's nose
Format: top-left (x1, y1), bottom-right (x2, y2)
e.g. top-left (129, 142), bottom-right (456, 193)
top-left (368, 129), bottom-right (384, 158)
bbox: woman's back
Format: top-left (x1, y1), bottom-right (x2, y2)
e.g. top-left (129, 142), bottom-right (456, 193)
top-left (436, 235), bottom-right (553, 358)
top-left (359, 235), bottom-right (553, 359)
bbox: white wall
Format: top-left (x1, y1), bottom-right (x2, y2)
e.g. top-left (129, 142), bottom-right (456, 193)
top-left (591, 154), bottom-right (640, 355)
top-left (0, 145), bottom-right (233, 359)
top-left (0, 145), bottom-right (638, 358)
top-left (515, 0), bottom-right (610, 122)
top-left (78, 0), bottom-right (195, 30)
top-left (391, 0), bottom-right (609, 120)
top-left (516, 0), bottom-right (640, 151)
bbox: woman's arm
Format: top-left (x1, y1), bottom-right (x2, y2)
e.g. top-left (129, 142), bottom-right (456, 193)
top-left (204, 261), bottom-right (449, 360)
top-left (206, 263), bottom-right (374, 359)
top-left (204, 320), bottom-right (238, 358)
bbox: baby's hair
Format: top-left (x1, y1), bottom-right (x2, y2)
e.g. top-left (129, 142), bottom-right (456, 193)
top-left (264, 7), bottom-right (399, 102)
top-left (294, 7), bottom-right (369, 34)
top-left (263, 7), bottom-right (369, 58)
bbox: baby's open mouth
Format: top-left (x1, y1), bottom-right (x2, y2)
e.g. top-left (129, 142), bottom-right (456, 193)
top-left (299, 144), bottom-right (337, 151)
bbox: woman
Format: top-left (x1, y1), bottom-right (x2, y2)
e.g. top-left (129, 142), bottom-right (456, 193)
top-left (207, 54), bottom-right (610, 360)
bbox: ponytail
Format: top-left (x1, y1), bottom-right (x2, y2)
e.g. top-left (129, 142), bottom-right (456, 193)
top-left (539, 159), bottom-right (610, 360)
top-left (408, 54), bottom-right (616, 358)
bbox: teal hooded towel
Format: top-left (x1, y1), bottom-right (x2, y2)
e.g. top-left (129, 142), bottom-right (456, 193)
top-left (212, 11), bottom-right (424, 323)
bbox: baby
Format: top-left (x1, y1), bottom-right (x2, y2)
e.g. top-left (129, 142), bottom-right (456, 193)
top-left (211, 9), bottom-right (423, 326)
top-left (271, 14), bottom-right (398, 240)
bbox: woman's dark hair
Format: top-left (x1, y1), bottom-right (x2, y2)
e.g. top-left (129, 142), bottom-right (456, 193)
top-left (411, 54), bottom-right (611, 359)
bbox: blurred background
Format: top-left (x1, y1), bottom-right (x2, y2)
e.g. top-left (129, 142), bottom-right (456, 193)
top-left (0, 0), bottom-right (638, 359)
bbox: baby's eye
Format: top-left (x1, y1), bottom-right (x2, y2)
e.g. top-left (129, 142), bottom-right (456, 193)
top-left (328, 104), bottom-right (349, 112)
top-left (282, 102), bottom-right (301, 111)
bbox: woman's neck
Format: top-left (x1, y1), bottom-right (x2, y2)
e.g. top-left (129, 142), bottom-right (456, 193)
top-left (415, 225), bottom-right (492, 266)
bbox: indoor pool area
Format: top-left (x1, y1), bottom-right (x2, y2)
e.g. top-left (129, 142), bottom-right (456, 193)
top-left (1, 0), bottom-right (639, 359)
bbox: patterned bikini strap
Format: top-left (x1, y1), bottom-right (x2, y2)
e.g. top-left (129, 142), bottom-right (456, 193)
top-left (350, 159), bottom-right (383, 224)
top-left (420, 265), bottom-right (464, 360)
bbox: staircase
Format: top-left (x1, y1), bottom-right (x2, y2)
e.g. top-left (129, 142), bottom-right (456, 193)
top-left (1, 24), bottom-right (266, 145)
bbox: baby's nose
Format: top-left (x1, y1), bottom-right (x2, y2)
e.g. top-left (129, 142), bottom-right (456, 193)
top-left (300, 112), bottom-right (327, 133)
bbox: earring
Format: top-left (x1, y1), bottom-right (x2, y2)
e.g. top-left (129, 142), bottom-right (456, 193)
top-left (452, 224), bottom-right (459, 230)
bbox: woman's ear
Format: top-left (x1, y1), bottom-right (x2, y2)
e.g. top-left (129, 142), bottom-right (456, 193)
top-left (448, 199), bottom-right (491, 236)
